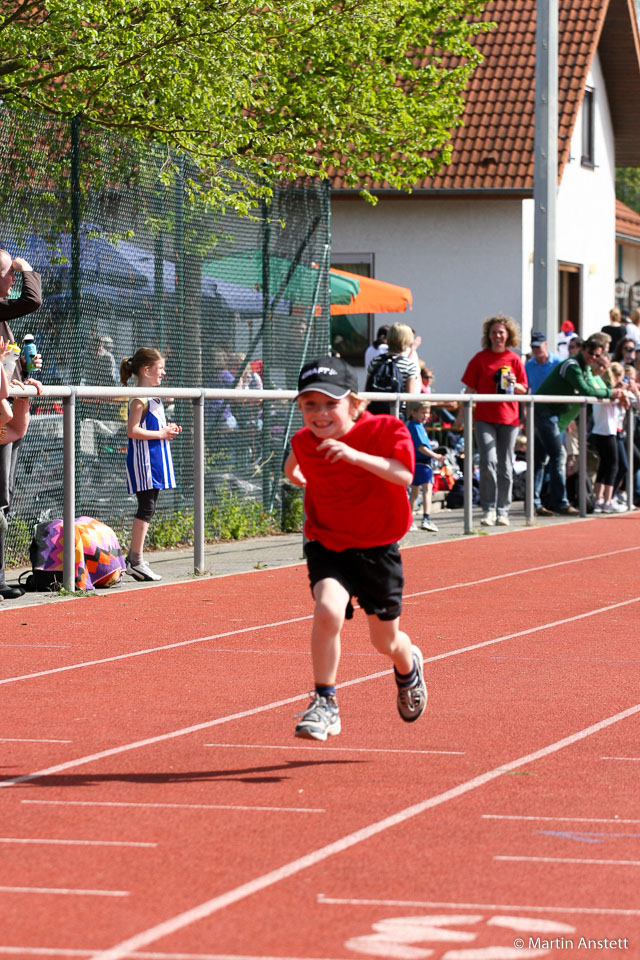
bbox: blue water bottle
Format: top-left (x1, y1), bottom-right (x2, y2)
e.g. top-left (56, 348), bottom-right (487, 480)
top-left (22, 334), bottom-right (38, 376)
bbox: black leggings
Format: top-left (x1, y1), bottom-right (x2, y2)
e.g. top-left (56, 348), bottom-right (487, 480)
top-left (135, 488), bottom-right (160, 523)
top-left (590, 433), bottom-right (618, 487)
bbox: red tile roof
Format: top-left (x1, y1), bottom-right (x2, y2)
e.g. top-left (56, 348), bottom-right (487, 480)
top-left (331, 0), bottom-right (640, 194)
top-left (616, 198), bottom-right (640, 244)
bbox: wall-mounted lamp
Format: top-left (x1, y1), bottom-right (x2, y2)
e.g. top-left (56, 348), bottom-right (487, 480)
top-left (614, 276), bottom-right (630, 303)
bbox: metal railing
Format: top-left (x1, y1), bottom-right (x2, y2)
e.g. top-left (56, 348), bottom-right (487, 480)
top-left (8, 385), bottom-right (636, 591)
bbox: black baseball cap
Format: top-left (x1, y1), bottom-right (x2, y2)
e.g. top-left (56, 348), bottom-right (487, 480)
top-left (531, 330), bottom-right (547, 346)
top-left (297, 355), bottom-right (358, 399)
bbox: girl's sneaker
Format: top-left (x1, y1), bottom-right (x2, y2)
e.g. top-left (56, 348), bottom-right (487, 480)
top-left (125, 558), bottom-right (162, 581)
top-left (295, 693), bottom-right (341, 740)
top-left (593, 500), bottom-right (604, 513)
top-left (396, 645), bottom-right (427, 723)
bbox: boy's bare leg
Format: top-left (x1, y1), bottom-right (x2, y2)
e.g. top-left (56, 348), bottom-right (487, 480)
top-left (424, 482), bottom-right (433, 515)
top-left (367, 615), bottom-right (413, 673)
top-left (367, 614), bottom-right (427, 722)
top-left (409, 485), bottom-right (419, 512)
top-left (310, 578), bottom-right (348, 684)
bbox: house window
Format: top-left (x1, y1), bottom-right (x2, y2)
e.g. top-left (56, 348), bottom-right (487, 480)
top-left (581, 88), bottom-right (595, 168)
top-left (330, 254), bottom-right (373, 366)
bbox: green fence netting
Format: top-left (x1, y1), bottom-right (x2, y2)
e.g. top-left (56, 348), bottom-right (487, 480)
top-left (0, 104), bottom-right (331, 563)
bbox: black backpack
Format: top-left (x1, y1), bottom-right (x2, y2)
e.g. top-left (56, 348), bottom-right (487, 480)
top-left (365, 354), bottom-right (403, 415)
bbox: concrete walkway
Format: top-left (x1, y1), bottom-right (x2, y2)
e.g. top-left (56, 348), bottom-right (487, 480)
top-left (1, 502), bottom-right (584, 610)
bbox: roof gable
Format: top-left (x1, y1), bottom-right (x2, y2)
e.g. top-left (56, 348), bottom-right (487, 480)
top-left (332, 0), bottom-right (640, 194)
top-left (616, 198), bottom-right (640, 243)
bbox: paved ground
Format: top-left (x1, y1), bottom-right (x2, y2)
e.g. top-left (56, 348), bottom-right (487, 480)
top-left (0, 502), bottom-right (585, 611)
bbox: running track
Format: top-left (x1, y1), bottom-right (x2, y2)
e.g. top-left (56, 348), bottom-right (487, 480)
top-left (1, 516), bottom-right (639, 959)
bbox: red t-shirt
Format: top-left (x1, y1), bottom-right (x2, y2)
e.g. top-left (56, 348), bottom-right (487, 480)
top-left (461, 349), bottom-right (528, 425)
top-left (291, 410), bottom-right (414, 551)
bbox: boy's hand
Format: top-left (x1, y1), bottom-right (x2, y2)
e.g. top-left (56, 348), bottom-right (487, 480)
top-left (317, 437), bottom-right (359, 465)
top-left (289, 464), bottom-right (307, 487)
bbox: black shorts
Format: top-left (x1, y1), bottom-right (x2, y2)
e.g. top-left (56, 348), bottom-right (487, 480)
top-left (304, 539), bottom-right (404, 621)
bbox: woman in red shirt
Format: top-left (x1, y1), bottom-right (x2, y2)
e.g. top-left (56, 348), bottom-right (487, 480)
top-left (458, 314), bottom-right (528, 526)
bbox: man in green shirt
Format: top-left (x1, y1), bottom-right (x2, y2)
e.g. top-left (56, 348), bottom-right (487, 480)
top-left (533, 333), bottom-right (626, 516)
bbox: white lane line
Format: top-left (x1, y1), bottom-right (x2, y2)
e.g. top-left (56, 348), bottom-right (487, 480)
top-left (22, 801), bottom-right (325, 814)
top-left (490, 656), bottom-right (640, 663)
top-left (86, 699), bottom-right (640, 960)
top-left (601, 756), bottom-right (640, 761)
top-left (0, 886), bottom-right (128, 897)
top-left (4, 596), bottom-right (640, 792)
top-left (483, 815), bottom-right (640, 824)
top-left (4, 547), bottom-right (638, 687)
top-left (203, 742), bottom-right (464, 756)
top-left (0, 837), bottom-right (156, 848)
top-left (0, 738), bottom-right (72, 743)
top-left (0, 952), bottom-right (348, 960)
top-left (0, 616), bottom-right (313, 686)
top-left (0, 644), bottom-right (71, 648)
top-left (495, 855), bottom-right (640, 867)
top-left (315, 895), bottom-right (640, 916)
top-left (402, 544), bottom-right (640, 602)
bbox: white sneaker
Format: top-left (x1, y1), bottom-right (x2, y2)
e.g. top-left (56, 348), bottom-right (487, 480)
top-left (125, 558), bottom-right (162, 581)
top-left (420, 517), bottom-right (438, 532)
top-left (480, 511), bottom-right (496, 526)
top-left (396, 645), bottom-right (427, 723)
top-left (408, 523), bottom-right (418, 532)
top-left (496, 515), bottom-right (510, 526)
top-left (603, 501), bottom-right (626, 514)
top-left (593, 500), bottom-right (604, 513)
top-left (295, 693), bottom-right (341, 741)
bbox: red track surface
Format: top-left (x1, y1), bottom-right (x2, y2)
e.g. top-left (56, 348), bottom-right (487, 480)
top-left (1, 516), bottom-right (639, 960)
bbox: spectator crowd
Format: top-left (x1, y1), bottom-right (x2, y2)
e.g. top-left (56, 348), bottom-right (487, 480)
top-left (362, 313), bottom-right (639, 532)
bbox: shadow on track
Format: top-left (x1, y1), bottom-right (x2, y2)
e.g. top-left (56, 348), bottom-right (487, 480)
top-left (17, 758), bottom-right (364, 788)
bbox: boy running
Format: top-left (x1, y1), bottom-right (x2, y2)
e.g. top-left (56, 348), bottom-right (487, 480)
top-left (284, 356), bottom-right (427, 741)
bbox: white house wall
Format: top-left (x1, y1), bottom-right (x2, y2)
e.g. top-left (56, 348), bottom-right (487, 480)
top-left (331, 55), bottom-right (618, 390)
top-left (555, 51), bottom-right (616, 335)
top-left (331, 197), bottom-right (524, 391)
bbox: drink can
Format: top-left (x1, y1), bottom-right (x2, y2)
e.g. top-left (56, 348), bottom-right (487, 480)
top-left (500, 366), bottom-right (513, 393)
top-left (22, 334), bottom-right (38, 376)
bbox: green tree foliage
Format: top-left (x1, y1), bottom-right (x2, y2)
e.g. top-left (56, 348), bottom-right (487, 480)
top-left (0, 0), bottom-right (491, 208)
top-left (616, 168), bottom-right (640, 215)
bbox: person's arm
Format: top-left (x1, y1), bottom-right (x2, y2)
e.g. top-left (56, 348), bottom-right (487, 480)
top-left (0, 262), bottom-right (42, 324)
top-left (2, 394), bottom-right (29, 442)
top-left (454, 386), bottom-right (475, 428)
top-left (316, 439), bottom-right (413, 487)
top-left (0, 342), bottom-right (15, 427)
top-left (127, 399), bottom-right (182, 440)
top-left (284, 449), bottom-right (307, 487)
top-left (563, 361), bottom-right (610, 398)
top-left (404, 358), bottom-right (421, 395)
top-left (0, 374), bottom-right (42, 443)
top-left (421, 446), bottom-right (446, 462)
